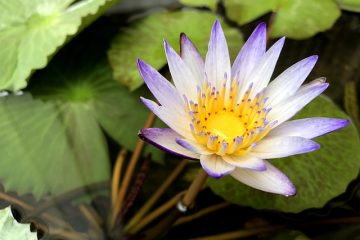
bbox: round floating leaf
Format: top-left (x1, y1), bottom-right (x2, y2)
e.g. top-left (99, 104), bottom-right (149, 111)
top-left (0, 92), bottom-right (110, 199)
top-left (223, 0), bottom-right (276, 25)
top-left (179, 0), bottom-right (218, 10)
top-left (336, 0), bottom-right (360, 12)
top-left (108, 9), bottom-right (244, 90)
top-left (271, 0), bottom-right (341, 39)
top-left (208, 95), bottom-right (360, 212)
top-left (0, 206), bottom-right (37, 240)
top-left (0, 0), bottom-right (116, 91)
top-left (223, 0), bottom-right (340, 39)
top-left (30, 21), bottom-right (166, 163)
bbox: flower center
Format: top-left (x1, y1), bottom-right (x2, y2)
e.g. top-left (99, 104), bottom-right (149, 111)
top-left (185, 79), bottom-right (275, 156)
top-left (206, 112), bottom-right (246, 142)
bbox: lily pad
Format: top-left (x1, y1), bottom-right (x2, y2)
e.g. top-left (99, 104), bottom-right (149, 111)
top-left (223, 0), bottom-right (275, 25)
top-left (223, 0), bottom-right (341, 39)
top-left (0, 0), bottom-right (116, 91)
top-left (30, 26), bottom-right (165, 164)
top-left (0, 206), bottom-right (37, 240)
top-left (208, 95), bottom-right (360, 212)
top-left (0, 92), bottom-right (110, 199)
top-left (179, 0), bottom-right (218, 10)
top-left (108, 9), bottom-right (244, 90)
top-left (337, 0), bottom-right (360, 12)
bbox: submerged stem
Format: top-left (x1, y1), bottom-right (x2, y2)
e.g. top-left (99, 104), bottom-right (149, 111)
top-left (111, 148), bottom-right (127, 209)
top-left (125, 159), bottom-right (188, 232)
top-left (192, 216), bottom-right (360, 240)
top-left (174, 202), bottom-right (230, 226)
top-left (110, 113), bottom-right (155, 227)
top-left (142, 169), bottom-right (208, 240)
top-left (130, 191), bottom-right (185, 234)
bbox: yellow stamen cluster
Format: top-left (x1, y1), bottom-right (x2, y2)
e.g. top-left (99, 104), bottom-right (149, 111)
top-left (185, 79), bottom-right (274, 156)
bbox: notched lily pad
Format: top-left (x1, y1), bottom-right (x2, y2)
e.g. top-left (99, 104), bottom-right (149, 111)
top-left (108, 9), bottom-right (243, 90)
top-left (223, 0), bottom-right (341, 39)
top-left (208, 95), bottom-right (360, 212)
top-left (0, 0), bottom-right (116, 91)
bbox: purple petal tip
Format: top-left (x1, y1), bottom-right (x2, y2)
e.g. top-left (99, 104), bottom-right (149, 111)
top-left (311, 55), bottom-right (319, 61)
top-left (309, 142), bottom-right (321, 152)
top-left (255, 22), bottom-right (267, 32)
top-left (137, 58), bottom-right (144, 68)
top-left (286, 185), bottom-right (297, 196)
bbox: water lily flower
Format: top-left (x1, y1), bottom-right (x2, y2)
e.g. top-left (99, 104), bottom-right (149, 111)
top-left (137, 20), bottom-right (349, 196)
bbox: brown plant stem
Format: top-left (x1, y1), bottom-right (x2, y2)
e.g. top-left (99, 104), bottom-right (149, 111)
top-left (111, 148), bottom-right (127, 209)
top-left (0, 192), bottom-right (70, 228)
top-left (142, 169), bottom-right (208, 240)
top-left (49, 229), bottom-right (89, 240)
top-left (125, 159), bottom-right (188, 232)
top-left (110, 113), bottom-right (155, 227)
top-left (120, 154), bottom-right (152, 218)
top-left (130, 191), bottom-right (185, 234)
top-left (79, 204), bottom-right (103, 237)
top-left (28, 181), bottom-right (109, 217)
top-left (192, 216), bottom-right (360, 240)
top-left (174, 202), bottom-right (230, 226)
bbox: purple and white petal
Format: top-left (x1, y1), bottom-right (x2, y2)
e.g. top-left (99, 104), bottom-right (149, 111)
top-left (232, 23), bottom-right (266, 96)
top-left (180, 33), bottom-right (204, 86)
top-left (251, 136), bottom-right (320, 159)
top-left (248, 37), bottom-right (285, 98)
top-left (139, 128), bottom-right (199, 159)
top-left (176, 138), bottom-right (212, 155)
top-left (137, 58), bottom-right (183, 112)
top-left (205, 20), bottom-right (231, 89)
top-left (268, 117), bottom-right (350, 139)
top-left (164, 40), bottom-right (198, 101)
top-left (222, 155), bottom-right (267, 171)
top-left (140, 97), bottom-right (193, 139)
top-left (265, 55), bottom-right (318, 106)
top-left (230, 161), bottom-right (296, 196)
top-left (200, 154), bottom-right (235, 178)
top-left (267, 78), bottom-right (329, 125)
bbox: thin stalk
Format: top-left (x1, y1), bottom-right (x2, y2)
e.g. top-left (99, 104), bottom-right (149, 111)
top-left (192, 225), bottom-right (285, 240)
top-left (111, 113), bottom-right (155, 227)
top-left (192, 216), bottom-right (360, 240)
top-left (29, 181), bottom-right (109, 217)
top-left (79, 204), bottom-right (103, 237)
top-left (49, 229), bottom-right (89, 240)
top-left (125, 159), bottom-right (188, 232)
top-left (130, 192), bottom-right (185, 234)
top-left (0, 192), bottom-right (32, 211)
top-left (111, 148), bottom-right (127, 208)
top-left (143, 169), bottom-right (208, 240)
top-left (0, 192), bottom-right (70, 228)
top-left (174, 202), bottom-right (230, 226)
top-left (181, 169), bottom-right (208, 207)
top-left (120, 154), bottom-right (152, 218)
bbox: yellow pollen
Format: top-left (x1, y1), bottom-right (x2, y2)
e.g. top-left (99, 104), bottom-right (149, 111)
top-left (186, 79), bottom-right (274, 155)
top-left (206, 112), bottom-right (245, 142)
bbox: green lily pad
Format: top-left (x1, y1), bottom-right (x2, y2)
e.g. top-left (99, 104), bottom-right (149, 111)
top-left (271, 0), bottom-right (341, 39)
top-left (0, 0), bottom-right (116, 91)
top-left (0, 92), bottom-right (110, 199)
top-left (0, 206), bottom-right (37, 240)
top-left (337, 0), bottom-right (360, 12)
top-left (29, 25), bottom-right (165, 164)
top-left (223, 0), bottom-right (276, 25)
top-left (179, 0), bottom-right (218, 10)
top-left (208, 95), bottom-right (360, 212)
top-left (108, 9), bottom-right (244, 90)
top-left (223, 0), bottom-right (340, 39)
